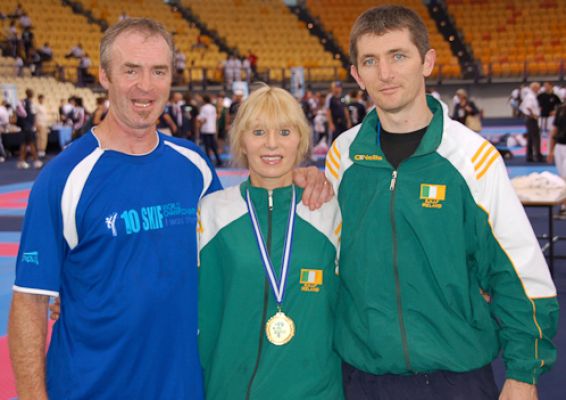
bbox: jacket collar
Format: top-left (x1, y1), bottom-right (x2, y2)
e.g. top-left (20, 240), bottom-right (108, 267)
top-left (349, 95), bottom-right (445, 168)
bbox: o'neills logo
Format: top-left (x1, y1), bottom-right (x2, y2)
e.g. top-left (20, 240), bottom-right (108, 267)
top-left (354, 154), bottom-right (383, 161)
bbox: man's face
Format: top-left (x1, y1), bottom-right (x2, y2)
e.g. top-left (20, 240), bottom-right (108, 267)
top-left (332, 84), bottom-right (342, 96)
top-left (351, 29), bottom-right (435, 115)
top-left (99, 31), bottom-right (172, 133)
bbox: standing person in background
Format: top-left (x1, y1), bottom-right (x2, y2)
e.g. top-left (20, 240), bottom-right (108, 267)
top-left (347, 89), bottom-right (367, 126)
top-left (0, 100), bottom-right (10, 162)
top-left (547, 102), bottom-right (566, 217)
top-left (325, 81), bottom-right (351, 142)
top-left (183, 93), bottom-right (200, 142)
top-left (521, 82), bottom-right (544, 162)
top-left (92, 96), bottom-right (109, 126)
top-left (71, 96), bottom-right (86, 139)
top-left (170, 92), bottom-right (186, 138)
top-left (328, 5), bottom-right (557, 400)
top-left (198, 94), bottom-right (222, 167)
top-left (451, 88), bottom-right (482, 132)
top-left (174, 49), bottom-right (186, 85)
top-left (216, 92), bottom-right (229, 154)
top-left (227, 89), bottom-right (244, 131)
top-left (157, 95), bottom-right (178, 136)
top-left (199, 85), bottom-right (343, 400)
top-left (537, 81), bottom-right (561, 135)
top-left (35, 94), bottom-right (48, 158)
top-left (15, 88), bottom-right (42, 169)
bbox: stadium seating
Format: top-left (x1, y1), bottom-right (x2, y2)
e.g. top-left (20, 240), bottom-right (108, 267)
top-left (183, 0), bottom-right (346, 81)
top-left (1, 0), bottom-right (102, 82)
top-left (306, 0), bottom-right (462, 79)
top-left (446, 0), bottom-right (566, 78)
top-left (76, 0), bottom-right (227, 82)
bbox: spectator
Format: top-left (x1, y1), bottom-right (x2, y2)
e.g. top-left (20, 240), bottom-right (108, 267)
top-left (451, 88), bottom-right (481, 132)
top-left (170, 92), bottom-right (186, 138)
top-left (348, 89), bottom-right (367, 126)
top-left (0, 100), bottom-right (9, 162)
top-left (174, 49), bottom-right (186, 84)
top-left (6, 21), bottom-right (19, 58)
top-left (547, 102), bottom-right (566, 218)
top-left (241, 56), bottom-right (251, 84)
top-left (537, 81), bottom-right (562, 134)
top-left (38, 42), bottom-right (53, 61)
top-left (509, 86), bottom-right (522, 118)
top-left (227, 89), bottom-right (244, 130)
top-left (15, 88), bottom-right (42, 169)
top-left (157, 98), bottom-right (177, 136)
top-left (224, 55), bottom-right (238, 88)
top-left (65, 43), bottom-right (84, 59)
top-left (21, 26), bottom-right (33, 60)
top-left (71, 96), bottom-right (86, 138)
top-left (247, 49), bottom-right (258, 79)
top-left (92, 96), bottom-right (108, 126)
top-left (12, 3), bottom-right (24, 18)
top-left (183, 93), bottom-right (200, 141)
top-left (77, 53), bottom-right (92, 86)
top-left (19, 11), bottom-right (31, 29)
top-left (35, 94), bottom-right (49, 158)
top-left (198, 94), bottom-right (222, 167)
top-left (59, 97), bottom-right (73, 125)
top-left (325, 81), bottom-right (351, 142)
top-left (520, 82), bottom-right (543, 162)
top-left (215, 92), bottom-right (229, 154)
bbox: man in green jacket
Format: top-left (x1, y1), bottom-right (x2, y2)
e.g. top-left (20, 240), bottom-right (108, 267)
top-left (326, 5), bottom-right (558, 400)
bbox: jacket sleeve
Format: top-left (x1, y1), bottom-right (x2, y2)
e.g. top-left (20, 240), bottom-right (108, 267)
top-left (472, 155), bottom-right (558, 384)
top-left (197, 203), bottom-right (224, 373)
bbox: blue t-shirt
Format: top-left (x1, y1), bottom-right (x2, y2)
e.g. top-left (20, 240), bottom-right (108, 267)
top-left (14, 131), bottom-right (221, 399)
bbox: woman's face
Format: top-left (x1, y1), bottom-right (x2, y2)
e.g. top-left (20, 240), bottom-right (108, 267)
top-left (242, 124), bottom-right (301, 190)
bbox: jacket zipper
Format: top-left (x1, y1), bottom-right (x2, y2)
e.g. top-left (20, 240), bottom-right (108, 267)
top-left (389, 170), bottom-right (413, 372)
top-left (245, 190), bottom-right (273, 400)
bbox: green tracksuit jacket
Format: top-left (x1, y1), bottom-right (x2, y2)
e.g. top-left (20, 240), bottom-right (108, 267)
top-left (198, 182), bottom-right (344, 399)
top-left (325, 96), bottom-right (558, 384)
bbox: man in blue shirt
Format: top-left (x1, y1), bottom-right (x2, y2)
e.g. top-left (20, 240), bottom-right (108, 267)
top-left (8, 18), bottom-right (221, 400)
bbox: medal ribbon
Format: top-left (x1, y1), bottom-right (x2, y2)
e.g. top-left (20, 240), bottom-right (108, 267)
top-left (246, 186), bottom-right (296, 305)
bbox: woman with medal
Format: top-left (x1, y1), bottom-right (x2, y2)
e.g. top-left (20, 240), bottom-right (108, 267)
top-left (198, 85), bottom-right (344, 400)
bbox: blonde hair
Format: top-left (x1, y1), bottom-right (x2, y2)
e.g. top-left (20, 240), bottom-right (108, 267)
top-left (230, 84), bottom-right (311, 168)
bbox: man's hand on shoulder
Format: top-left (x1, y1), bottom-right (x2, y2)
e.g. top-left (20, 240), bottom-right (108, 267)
top-left (499, 379), bottom-right (538, 400)
top-left (293, 166), bottom-right (333, 210)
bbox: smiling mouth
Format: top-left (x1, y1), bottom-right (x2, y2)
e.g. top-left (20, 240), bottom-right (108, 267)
top-left (132, 99), bottom-right (154, 108)
top-left (261, 155), bottom-right (283, 164)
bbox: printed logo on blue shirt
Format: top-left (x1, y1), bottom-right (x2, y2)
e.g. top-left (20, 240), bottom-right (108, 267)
top-left (105, 203), bottom-right (196, 237)
top-left (105, 212), bottom-right (118, 236)
top-left (21, 251), bottom-right (39, 265)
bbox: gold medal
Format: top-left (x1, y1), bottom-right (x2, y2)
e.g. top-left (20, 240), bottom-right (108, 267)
top-left (265, 311), bottom-right (295, 346)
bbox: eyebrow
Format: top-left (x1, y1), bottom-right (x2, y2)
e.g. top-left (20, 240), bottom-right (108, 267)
top-left (359, 48), bottom-right (409, 59)
top-left (122, 62), bottom-right (170, 70)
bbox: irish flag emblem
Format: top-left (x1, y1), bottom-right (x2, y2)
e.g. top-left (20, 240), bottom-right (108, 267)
top-left (300, 269), bottom-right (323, 292)
top-left (420, 184), bottom-right (446, 201)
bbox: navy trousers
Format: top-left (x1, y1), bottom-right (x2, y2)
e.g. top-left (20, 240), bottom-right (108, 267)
top-left (342, 362), bottom-right (499, 400)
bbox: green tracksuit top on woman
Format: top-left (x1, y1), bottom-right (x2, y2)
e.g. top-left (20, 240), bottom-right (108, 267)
top-left (198, 181), bottom-right (344, 400)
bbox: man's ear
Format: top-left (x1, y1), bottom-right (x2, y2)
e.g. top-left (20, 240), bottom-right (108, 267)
top-left (350, 65), bottom-right (366, 91)
top-left (99, 66), bottom-right (110, 90)
top-left (422, 49), bottom-right (436, 78)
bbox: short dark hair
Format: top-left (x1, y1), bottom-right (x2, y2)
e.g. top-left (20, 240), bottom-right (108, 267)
top-left (349, 5), bottom-right (429, 66)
